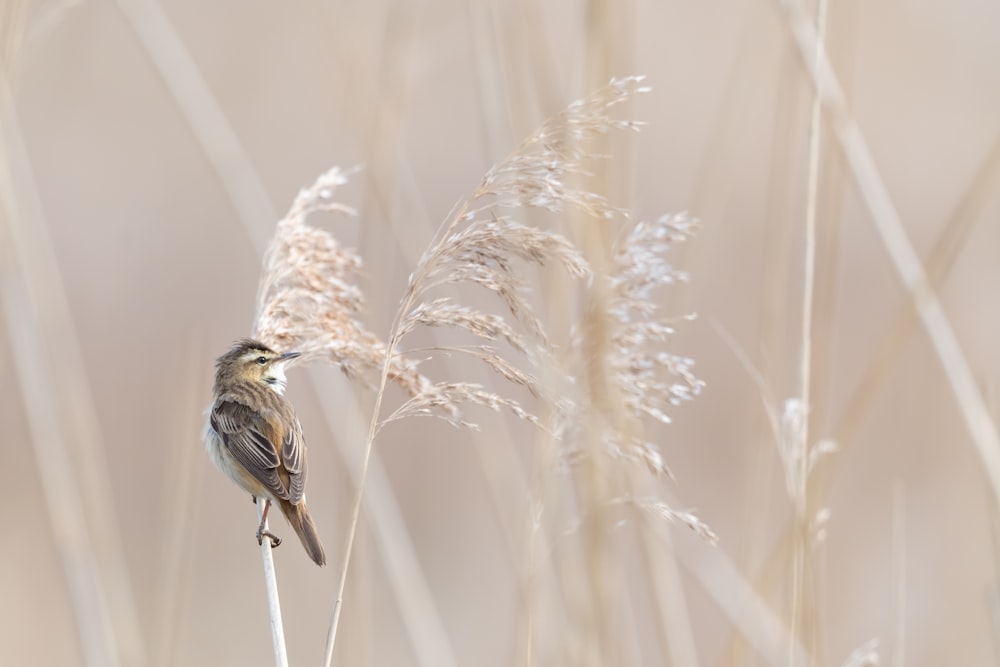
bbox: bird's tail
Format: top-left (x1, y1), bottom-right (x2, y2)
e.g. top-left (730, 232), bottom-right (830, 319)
top-left (280, 500), bottom-right (327, 566)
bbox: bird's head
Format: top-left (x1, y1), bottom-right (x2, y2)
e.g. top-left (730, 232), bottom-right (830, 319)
top-left (215, 338), bottom-right (301, 395)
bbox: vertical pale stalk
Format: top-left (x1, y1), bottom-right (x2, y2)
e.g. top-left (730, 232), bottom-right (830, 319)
top-left (115, 0), bottom-right (277, 250)
top-left (833, 131), bottom-right (1000, 450)
top-left (258, 505), bottom-right (288, 667)
top-left (790, 0), bottom-right (827, 664)
top-left (747, 125), bottom-right (1000, 646)
top-left (673, 533), bottom-right (814, 666)
top-left (775, 0), bottom-right (1000, 510)
top-left (0, 0), bottom-right (24, 74)
top-left (321, 190), bottom-right (471, 661)
top-left (323, 296), bottom-right (417, 666)
top-left (570, 3), bottom-right (633, 664)
top-left (0, 264), bottom-right (120, 667)
top-left (636, 506), bottom-right (700, 666)
top-left (0, 68), bottom-right (145, 667)
top-left (891, 482), bottom-right (906, 667)
top-left (153, 346), bottom-right (207, 667)
top-left (309, 372), bottom-right (459, 667)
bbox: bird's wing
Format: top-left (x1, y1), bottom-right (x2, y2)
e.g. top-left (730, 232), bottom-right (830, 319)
top-left (282, 417), bottom-right (307, 505)
top-left (210, 398), bottom-right (290, 501)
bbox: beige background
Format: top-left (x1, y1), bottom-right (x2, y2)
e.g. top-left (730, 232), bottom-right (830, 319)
top-left (2, 0), bottom-right (999, 665)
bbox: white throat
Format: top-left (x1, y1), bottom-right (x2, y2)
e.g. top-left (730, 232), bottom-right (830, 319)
top-left (264, 365), bottom-right (288, 395)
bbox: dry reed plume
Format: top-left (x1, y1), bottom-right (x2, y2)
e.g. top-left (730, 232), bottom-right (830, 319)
top-left (251, 166), bottom-right (430, 399)
top-left (253, 76), bottom-right (707, 490)
top-left (247, 76), bottom-right (712, 662)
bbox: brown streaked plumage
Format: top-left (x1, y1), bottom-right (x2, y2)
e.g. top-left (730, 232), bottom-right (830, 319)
top-left (205, 338), bottom-right (326, 566)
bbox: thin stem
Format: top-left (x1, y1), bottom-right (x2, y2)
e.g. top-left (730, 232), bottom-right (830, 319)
top-left (891, 482), bottom-right (906, 667)
top-left (258, 502), bottom-right (288, 667)
top-left (321, 380), bottom-right (384, 664)
top-left (775, 0), bottom-right (1000, 508)
top-left (797, 0), bottom-right (826, 515)
top-left (789, 1), bottom-right (826, 665)
top-left (322, 280), bottom-right (426, 664)
top-left (306, 369), bottom-right (460, 667)
top-left (323, 175), bottom-right (489, 662)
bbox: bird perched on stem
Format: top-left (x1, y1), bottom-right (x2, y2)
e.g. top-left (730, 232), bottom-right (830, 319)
top-left (205, 338), bottom-right (326, 566)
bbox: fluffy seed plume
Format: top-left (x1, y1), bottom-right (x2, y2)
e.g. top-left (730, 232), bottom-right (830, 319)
top-left (252, 166), bottom-right (429, 397)
top-left (384, 79), bottom-right (658, 429)
top-left (248, 78), bottom-right (708, 540)
top-left (555, 213), bottom-right (703, 482)
top-left (609, 214), bottom-right (704, 425)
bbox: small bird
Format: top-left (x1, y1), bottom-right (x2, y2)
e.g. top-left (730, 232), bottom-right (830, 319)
top-left (205, 338), bottom-right (326, 566)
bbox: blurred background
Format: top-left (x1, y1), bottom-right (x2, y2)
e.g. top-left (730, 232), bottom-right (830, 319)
top-left (2, 0), bottom-right (999, 665)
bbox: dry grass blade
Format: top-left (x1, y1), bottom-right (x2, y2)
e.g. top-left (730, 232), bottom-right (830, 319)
top-left (383, 381), bottom-right (543, 430)
top-left (394, 343), bottom-right (543, 397)
top-left (398, 299), bottom-right (531, 354)
top-left (408, 218), bottom-right (589, 347)
top-left (624, 497), bottom-right (719, 544)
top-left (470, 346), bottom-right (542, 396)
top-left (673, 533), bottom-right (815, 667)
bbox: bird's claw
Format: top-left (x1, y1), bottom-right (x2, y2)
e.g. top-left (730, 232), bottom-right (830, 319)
top-left (256, 528), bottom-right (282, 549)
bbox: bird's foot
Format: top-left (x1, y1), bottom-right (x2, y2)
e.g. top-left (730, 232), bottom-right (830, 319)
top-left (256, 527), bottom-right (282, 548)
top-left (255, 498), bottom-right (279, 547)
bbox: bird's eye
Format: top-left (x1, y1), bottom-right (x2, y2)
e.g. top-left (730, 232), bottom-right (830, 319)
top-left (256, 356), bottom-right (267, 365)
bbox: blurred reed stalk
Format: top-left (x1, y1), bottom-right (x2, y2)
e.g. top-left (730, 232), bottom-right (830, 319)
top-left (789, 0), bottom-right (828, 663)
top-left (738, 4), bottom-right (1000, 664)
top-left (733, 73), bottom-right (1000, 667)
top-left (257, 503), bottom-right (288, 667)
top-left (153, 343), bottom-right (208, 667)
top-left (776, 0), bottom-right (1000, 503)
top-left (0, 62), bottom-right (145, 667)
top-left (719, 1), bottom-right (1000, 663)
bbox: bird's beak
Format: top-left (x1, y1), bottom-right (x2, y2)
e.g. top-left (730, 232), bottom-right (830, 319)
top-left (279, 351), bottom-right (302, 362)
